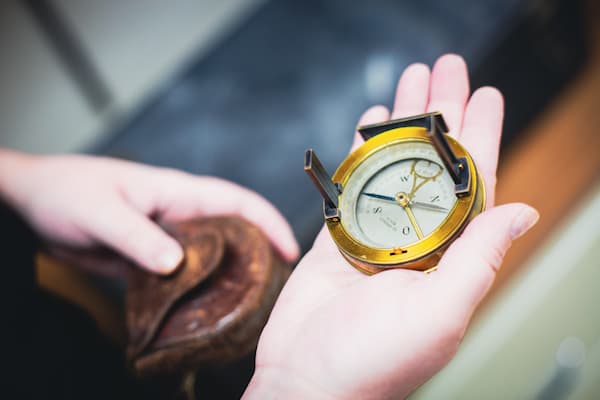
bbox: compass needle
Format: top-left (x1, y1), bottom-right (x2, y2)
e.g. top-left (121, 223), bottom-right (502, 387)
top-left (361, 192), bottom-right (396, 203)
top-left (409, 200), bottom-right (449, 213)
top-left (403, 206), bottom-right (424, 239)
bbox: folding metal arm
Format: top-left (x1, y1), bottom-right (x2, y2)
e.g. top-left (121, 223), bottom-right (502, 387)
top-left (357, 112), bottom-right (471, 196)
top-left (304, 149), bottom-right (342, 219)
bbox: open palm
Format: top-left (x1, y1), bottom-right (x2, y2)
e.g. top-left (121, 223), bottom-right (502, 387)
top-left (244, 54), bottom-right (539, 399)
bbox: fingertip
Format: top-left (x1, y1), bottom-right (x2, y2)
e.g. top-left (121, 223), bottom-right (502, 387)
top-left (471, 86), bottom-right (504, 107)
top-left (464, 86), bottom-right (504, 128)
top-left (439, 203), bottom-right (537, 273)
top-left (359, 105), bottom-right (390, 125)
top-left (393, 62), bottom-right (430, 118)
top-left (434, 53), bottom-right (467, 70)
top-left (151, 239), bottom-right (184, 274)
top-left (463, 202), bottom-right (536, 234)
top-left (351, 105), bottom-right (390, 152)
top-left (265, 231), bottom-right (300, 264)
top-left (284, 238), bottom-right (301, 263)
top-left (402, 62), bottom-right (430, 77)
top-left (509, 203), bottom-right (539, 240)
top-left (240, 190), bottom-right (300, 263)
top-left (271, 219), bottom-right (301, 263)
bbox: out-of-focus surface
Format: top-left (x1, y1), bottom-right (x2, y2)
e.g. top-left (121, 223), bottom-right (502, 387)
top-left (0, 0), bottom-right (101, 153)
top-left (0, 0), bottom-right (265, 152)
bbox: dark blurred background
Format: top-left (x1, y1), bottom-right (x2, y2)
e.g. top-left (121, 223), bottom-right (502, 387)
top-left (1, 0), bottom-right (599, 398)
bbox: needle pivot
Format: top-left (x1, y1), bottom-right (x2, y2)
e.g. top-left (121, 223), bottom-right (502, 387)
top-left (395, 192), bottom-right (410, 207)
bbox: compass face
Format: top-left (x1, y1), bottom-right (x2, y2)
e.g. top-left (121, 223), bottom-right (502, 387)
top-left (339, 141), bottom-right (457, 248)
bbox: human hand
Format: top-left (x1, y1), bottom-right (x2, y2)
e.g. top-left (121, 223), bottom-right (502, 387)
top-left (244, 54), bottom-right (539, 399)
top-left (0, 151), bottom-right (299, 274)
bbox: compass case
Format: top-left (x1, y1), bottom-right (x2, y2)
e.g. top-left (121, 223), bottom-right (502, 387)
top-left (126, 217), bottom-right (290, 377)
top-left (43, 217), bottom-right (290, 378)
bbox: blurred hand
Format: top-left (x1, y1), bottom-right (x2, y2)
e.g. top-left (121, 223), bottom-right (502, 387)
top-left (0, 152), bottom-right (299, 274)
top-left (244, 54), bottom-right (539, 399)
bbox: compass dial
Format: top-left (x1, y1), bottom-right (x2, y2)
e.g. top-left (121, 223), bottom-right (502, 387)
top-left (339, 141), bottom-right (457, 248)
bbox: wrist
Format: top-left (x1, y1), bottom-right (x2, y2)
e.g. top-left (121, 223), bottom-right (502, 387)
top-left (243, 367), bottom-right (334, 400)
top-left (0, 148), bottom-right (42, 210)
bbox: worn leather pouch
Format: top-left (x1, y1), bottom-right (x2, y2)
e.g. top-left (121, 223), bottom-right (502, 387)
top-left (45, 216), bottom-right (290, 378)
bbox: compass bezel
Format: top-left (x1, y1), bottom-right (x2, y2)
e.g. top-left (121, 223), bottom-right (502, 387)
top-left (326, 127), bottom-right (485, 274)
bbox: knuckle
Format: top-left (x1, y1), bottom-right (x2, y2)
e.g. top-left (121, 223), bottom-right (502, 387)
top-left (477, 242), bottom-right (509, 274)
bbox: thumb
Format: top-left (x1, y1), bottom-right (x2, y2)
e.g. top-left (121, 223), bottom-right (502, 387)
top-left (436, 203), bottom-right (539, 312)
top-left (85, 201), bottom-right (184, 274)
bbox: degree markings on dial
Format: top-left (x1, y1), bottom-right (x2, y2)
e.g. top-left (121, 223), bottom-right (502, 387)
top-left (341, 142), bottom-right (457, 248)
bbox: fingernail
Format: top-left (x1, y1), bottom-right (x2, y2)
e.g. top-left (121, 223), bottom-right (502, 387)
top-left (155, 245), bottom-right (183, 273)
top-left (510, 206), bottom-right (540, 239)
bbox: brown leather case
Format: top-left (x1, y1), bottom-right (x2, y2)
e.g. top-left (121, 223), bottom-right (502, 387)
top-left (45, 217), bottom-right (290, 378)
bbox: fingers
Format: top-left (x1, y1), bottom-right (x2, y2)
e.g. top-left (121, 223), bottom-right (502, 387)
top-left (84, 200), bottom-right (184, 274)
top-left (426, 54), bottom-right (470, 138)
top-left (435, 203), bottom-right (539, 317)
top-left (391, 63), bottom-right (430, 118)
top-left (350, 105), bottom-right (390, 152)
top-left (152, 173), bottom-right (300, 263)
top-left (352, 54), bottom-right (468, 150)
top-left (460, 87), bottom-right (504, 208)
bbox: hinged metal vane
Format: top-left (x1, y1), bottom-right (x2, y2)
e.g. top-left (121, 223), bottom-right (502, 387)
top-left (359, 112), bottom-right (471, 196)
top-left (304, 149), bottom-right (342, 219)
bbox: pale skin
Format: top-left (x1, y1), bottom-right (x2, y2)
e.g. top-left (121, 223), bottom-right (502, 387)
top-left (0, 153), bottom-right (300, 273)
top-left (243, 54), bottom-right (539, 399)
top-left (0, 54), bottom-right (539, 399)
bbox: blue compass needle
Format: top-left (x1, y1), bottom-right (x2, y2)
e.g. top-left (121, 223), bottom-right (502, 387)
top-left (361, 192), bottom-right (396, 202)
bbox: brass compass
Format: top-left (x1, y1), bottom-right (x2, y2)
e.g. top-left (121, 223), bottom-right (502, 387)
top-left (305, 112), bottom-right (485, 274)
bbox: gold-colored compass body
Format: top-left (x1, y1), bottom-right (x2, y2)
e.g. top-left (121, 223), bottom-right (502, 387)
top-left (305, 112), bottom-right (485, 274)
